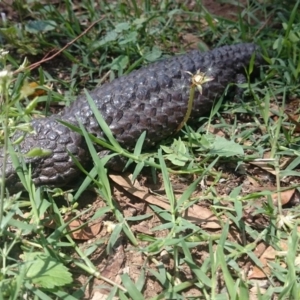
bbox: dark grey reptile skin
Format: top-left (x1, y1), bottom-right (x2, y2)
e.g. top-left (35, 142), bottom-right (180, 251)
top-left (0, 43), bottom-right (262, 192)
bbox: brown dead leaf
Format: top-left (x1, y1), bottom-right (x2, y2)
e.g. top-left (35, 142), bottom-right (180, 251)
top-left (250, 160), bottom-right (276, 176)
top-left (269, 103), bottom-right (280, 117)
top-left (132, 223), bottom-right (154, 235)
top-left (110, 173), bottom-right (223, 229)
top-left (101, 244), bottom-right (125, 279)
top-left (181, 33), bottom-right (202, 49)
top-left (246, 175), bottom-right (261, 187)
top-left (260, 151), bottom-right (295, 171)
top-left (45, 215), bottom-right (101, 240)
top-left (249, 286), bottom-right (268, 298)
top-left (207, 125), bottom-right (226, 137)
top-left (66, 216), bottom-right (101, 240)
top-left (248, 241), bottom-right (288, 279)
top-left (279, 156), bottom-right (296, 170)
top-left (285, 98), bottom-right (300, 112)
top-left (110, 173), bottom-right (170, 210)
top-left (250, 151), bottom-right (292, 177)
top-left (184, 204), bottom-right (226, 229)
top-left (272, 189), bottom-right (295, 206)
top-left (286, 112), bottom-right (300, 132)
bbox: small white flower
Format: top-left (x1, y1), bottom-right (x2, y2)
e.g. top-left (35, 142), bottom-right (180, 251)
top-left (0, 68), bottom-right (13, 95)
top-left (0, 48), bottom-right (9, 59)
top-left (103, 221), bottom-right (116, 233)
top-left (0, 69), bottom-right (11, 78)
top-left (277, 213), bottom-right (296, 230)
top-left (185, 69), bottom-right (214, 94)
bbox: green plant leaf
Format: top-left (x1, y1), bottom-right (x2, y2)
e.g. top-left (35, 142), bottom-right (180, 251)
top-left (209, 136), bottom-right (244, 157)
top-left (23, 252), bottom-right (72, 289)
top-left (110, 55), bottom-right (129, 70)
top-left (161, 138), bottom-right (190, 166)
top-left (25, 20), bottom-right (57, 33)
top-left (119, 31), bottom-right (138, 45)
top-left (144, 46), bottom-right (162, 62)
top-left (94, 30), bottom-right (118, 48)
top-left (115, 22), bottom-right (131, 32)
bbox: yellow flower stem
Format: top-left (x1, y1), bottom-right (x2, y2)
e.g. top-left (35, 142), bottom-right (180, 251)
top-left (176, 84), bottom-right (195, 132)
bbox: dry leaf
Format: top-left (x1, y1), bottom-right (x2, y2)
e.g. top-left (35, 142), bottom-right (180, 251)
top-left (181, 33), bottom-right (202, 49)
top-left (207, 125), bottom-right (226, 137)
top-left (110, 173), bottom-right (223, 228)
top-left (269, 103), bottom-right (280, 117)
top-left (248, 241), bottom-right (288, 279)
top-left (272, 189), bottom-right (295, 206)
top-left (286, 112), bottom-right (300, 132)
top-left (45, 215), bottom-right (101, 240)
top-left (250, 160), bottom-right (276, 176)
top-left (246, 175), bottom-right (261, 187)
top-left (132, 224), bottom-right (154, 235)
top-left (66, 217), bottom-right (101, 240)
top-left (110, 173), bottom-right (172, 211)
top-left (101, 244), bottom-right (125, 279)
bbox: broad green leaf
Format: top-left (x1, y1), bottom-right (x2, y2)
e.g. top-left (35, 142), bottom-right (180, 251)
top-left (25, 20), bottom-right (56, 33)
top-left (144, 46), bottom-right (162, 62)
top-left (23, 252), bottom-right (72, 289)
top-left (161, 138), bottom-right (190, 166)
top-left (209, 136), bottom-right (244, 157)
top-left (93, 31), bottom-right (118, 48)
top-left (115, 22), bottom-right (131, 32)
top-left (110, 55), bottom-right (129, 70)
top-left (119, 31), bottom-right (138, 45)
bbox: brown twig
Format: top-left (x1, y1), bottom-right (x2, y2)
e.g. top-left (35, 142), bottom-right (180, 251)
top-left (13, 16), bottom-right (105, 75)
top-left (254, 13), bottom-right (273, 37)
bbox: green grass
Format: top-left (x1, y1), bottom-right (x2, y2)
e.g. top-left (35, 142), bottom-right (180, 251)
top-left (1, 0), bottom-right (300, 299)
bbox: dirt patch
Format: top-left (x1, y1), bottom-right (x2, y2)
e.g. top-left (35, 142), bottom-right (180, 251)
top-left (69, 157), bottom-right (288, 299)
top-left (202, 0), bottom-right (247, 20)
